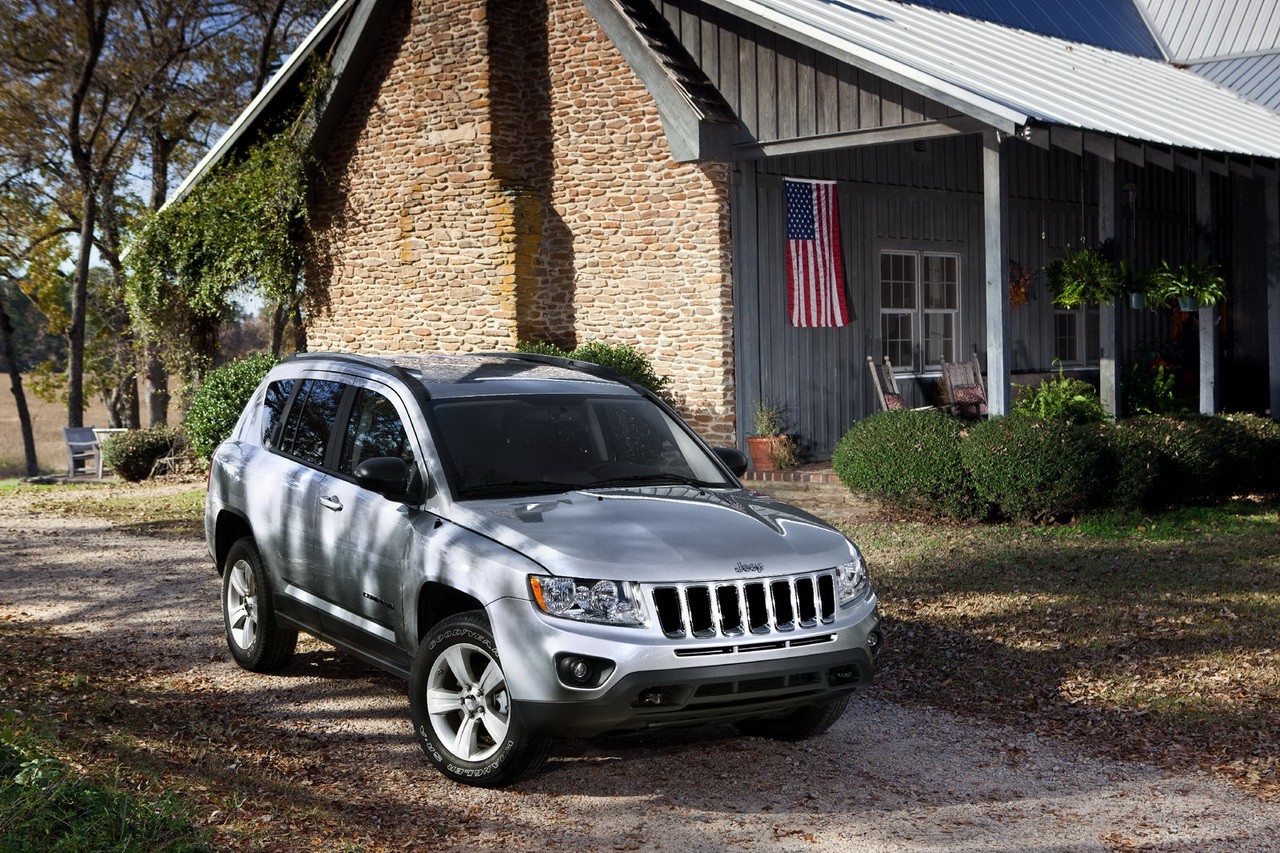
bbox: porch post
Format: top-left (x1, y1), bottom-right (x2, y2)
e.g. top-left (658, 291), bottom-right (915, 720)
top-left (1196, 165), bottom-right (1219, 415)
top-left (983, 131), bottom-right (1011, 415)
top-left (1267, 171), bottom-right (1280, 420)
top-left (1097, 149), bottom-right (1120, 416)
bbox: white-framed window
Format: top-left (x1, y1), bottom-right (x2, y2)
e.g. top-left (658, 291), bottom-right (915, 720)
top-left (1053, 307), bottom-right (1100, 365)
top-left (879, 250), bottom-right (961, 372)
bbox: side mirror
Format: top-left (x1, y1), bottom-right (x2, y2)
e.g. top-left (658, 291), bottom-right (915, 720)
top-left (712, 446), bottom-right (749, 477)
top-left (354, 456), bottom-right (422, 503)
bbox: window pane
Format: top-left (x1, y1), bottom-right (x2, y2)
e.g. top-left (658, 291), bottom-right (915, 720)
top-left (923, 254), bottom-right (958, 309)
top-left (924, 313), bottom-right (954, 365)
top-left (1054, 312), bottom-right (1079, 363)
top-left (881, 313), bottom-right (914, 369)
top-left (262, 379), bottom-right (295, 447)
top-left (339, 388), bottom-right (414, 475)
top-left (880, 252), bottom-right (916, 309)
top-left (286, 379), bottom-right (345, 466)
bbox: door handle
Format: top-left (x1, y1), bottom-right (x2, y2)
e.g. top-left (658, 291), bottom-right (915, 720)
top-left (320, 495), bottom-right (343, 512)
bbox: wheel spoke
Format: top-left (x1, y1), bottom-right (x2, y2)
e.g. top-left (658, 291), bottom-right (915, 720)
top-left (440, 645), bottom-right (474, 688)
top-left (234, 614), bottom-right (257, 649)
top-left (451, 714), bottom-right (481, 758)
top-left (477, 659), bottom-right (505, 696)
top-left (426, 687), bottom-right (463, 712)
top-left (479, 706), bottom-right (509, 744)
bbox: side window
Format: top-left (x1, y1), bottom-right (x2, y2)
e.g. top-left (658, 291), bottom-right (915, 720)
top-left (879, 249), bottom-right (961, 372)
top-left (338, 388), bottom-right (415, 475)
top-left (262, 379), bottom-right (295, 447)
top-left (278, 379), bottom-right (346, 466)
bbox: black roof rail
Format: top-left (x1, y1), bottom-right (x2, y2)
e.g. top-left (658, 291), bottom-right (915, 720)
top-left (283, 352), bottom-right (429, 399)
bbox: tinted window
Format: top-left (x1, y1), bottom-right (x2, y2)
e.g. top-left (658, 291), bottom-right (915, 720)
top-left (280, 379), bottom-right (345, 466)
top-left (338, 388), bottom-right (415, 475)
top-left (262, 379), bottom-right (295, 447)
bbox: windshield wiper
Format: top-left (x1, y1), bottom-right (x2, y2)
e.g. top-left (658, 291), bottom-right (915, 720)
top-left (461, 480), bottom-right (586, 499)
top-left (587, 473), bottom-right (717, 489)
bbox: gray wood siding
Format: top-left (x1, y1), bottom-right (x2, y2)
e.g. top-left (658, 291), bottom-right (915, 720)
top-left (656, 0), bottom-right (964, 144)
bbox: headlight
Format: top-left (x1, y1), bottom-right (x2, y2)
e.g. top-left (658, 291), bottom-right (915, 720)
top-left (836, 547), bottom-right (870, 605)
top-left (529, 576), bottom-right (647, 626)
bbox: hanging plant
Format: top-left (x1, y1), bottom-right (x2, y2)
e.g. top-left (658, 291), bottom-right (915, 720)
top-left (1008, 260), bottom-right (1032, 307)
top-left (1147, 259), bottom-right (1227, 311)
top-left (1044, 245), bottom-right (1122, 308)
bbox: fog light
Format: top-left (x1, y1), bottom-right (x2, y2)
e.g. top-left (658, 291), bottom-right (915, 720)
top-left (637, 687), bottom-right (668, 706)
top-left (554, 653), bottom-right (614, 688)
top-left (828, 664), bottom-right (860, 686)
top-left (867, 630), bottom-right (883, 653)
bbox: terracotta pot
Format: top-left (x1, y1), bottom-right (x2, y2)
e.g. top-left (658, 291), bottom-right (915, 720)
top-left (746, 435), bottom-right (780, 471)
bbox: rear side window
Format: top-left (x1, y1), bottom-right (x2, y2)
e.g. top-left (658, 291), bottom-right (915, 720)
top-left (338, 387), bottom-right (415, 475)
top-left (278, 379), bottom-right (346, 466)
top-left (262, 379), bottom-right (295, 447)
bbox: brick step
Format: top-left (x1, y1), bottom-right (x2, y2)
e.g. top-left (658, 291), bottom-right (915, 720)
top-left (741, 476), bottom-right (876, 514)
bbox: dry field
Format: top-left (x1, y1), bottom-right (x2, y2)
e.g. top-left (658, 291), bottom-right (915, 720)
top-left (0, 377), bottom-right (111, 477)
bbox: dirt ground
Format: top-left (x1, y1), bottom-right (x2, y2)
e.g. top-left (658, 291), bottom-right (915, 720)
top-left (1, 484), bottom-right (1278, 852)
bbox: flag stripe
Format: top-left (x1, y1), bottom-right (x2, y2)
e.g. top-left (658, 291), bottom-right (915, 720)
top-left (785, 178), bottom-right (849, 328)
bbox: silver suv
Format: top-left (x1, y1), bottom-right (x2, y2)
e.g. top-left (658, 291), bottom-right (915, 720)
top-left (205, 352), bottom-right (882, 786)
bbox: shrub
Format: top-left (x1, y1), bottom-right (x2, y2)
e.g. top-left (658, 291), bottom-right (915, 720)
top-left (184, 353), bottom-right (279, 458)
top-left (1121, 415), bottom-right (1248, 506)
top-left (1087, 422), bottom-right (1161, 509)
top-left (1221, 413), bottom-right (1280, 497)
top-left (516, 339), bottom-right (673, 402)
top-left (960, 417), bottom-right (1101, 522)
top-left (1123, 361), bottom-right (1192, 416)
top-left (101, 428), bottom-right (178, 482)
top-left (1012, 369), bottom-right (1107, 425)
top-left (832, 410), bottom-right (983, 519)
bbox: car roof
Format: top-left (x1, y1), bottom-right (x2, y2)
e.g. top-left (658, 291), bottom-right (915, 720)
top-left (283, 352), bottom-right (639, 399)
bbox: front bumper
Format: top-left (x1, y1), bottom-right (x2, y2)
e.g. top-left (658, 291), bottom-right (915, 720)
top-left (517, 645), bottom-right (876, 737)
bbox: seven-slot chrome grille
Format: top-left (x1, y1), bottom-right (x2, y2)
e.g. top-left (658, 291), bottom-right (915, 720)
top-left (651, 571), bottom-right (837, 640)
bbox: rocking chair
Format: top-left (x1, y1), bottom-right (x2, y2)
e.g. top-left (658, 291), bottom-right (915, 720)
top-left (939, 349), bottom-right (988, 419)
top-left (866, 355), bottom-right (937, 413)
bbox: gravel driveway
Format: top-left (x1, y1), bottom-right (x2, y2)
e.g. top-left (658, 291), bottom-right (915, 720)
top-left (1, 488), bottom-right (1277, 852)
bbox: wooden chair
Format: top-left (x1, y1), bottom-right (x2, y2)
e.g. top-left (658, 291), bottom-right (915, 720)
top-left (866, 355), bottom-right (937, 413)
top-left (63, 426), bottom-right (103, 478)
top-left (939, 349), bottom-right (988, 419)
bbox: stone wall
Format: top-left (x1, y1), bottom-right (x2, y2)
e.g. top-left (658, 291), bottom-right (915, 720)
top-left (308, 0), bottom-right (737, 444)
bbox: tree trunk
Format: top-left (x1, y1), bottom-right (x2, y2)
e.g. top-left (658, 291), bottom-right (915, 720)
top-left (144, 128), bottom-right (174, 426)
top-left (0, 291), bottom-right (39, 476)
top-left (67, 185), bottom-right (95, 429)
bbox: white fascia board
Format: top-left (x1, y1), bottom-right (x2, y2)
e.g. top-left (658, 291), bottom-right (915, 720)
top-left (165, 0), bottom-right (360, 210)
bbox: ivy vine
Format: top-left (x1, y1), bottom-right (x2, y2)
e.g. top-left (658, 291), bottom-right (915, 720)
top-left (127, 61), bottom-right (330, 371)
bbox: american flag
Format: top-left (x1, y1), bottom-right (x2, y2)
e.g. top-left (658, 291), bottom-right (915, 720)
top-left (785, 177), bottom-right (849, 328)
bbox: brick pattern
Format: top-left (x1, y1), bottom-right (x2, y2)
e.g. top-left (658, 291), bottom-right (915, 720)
top-left (307, 0), bottom-right (737, 444)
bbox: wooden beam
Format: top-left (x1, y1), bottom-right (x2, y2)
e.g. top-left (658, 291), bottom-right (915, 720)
top-left (1049, 126), bottom-right (1083, 156)
top-left (1197, 167), bottom-right (1219, 415)
top-left (1098, 155), bottom-right (1121, 417)
top-left (983, 131), bottom-right (1011, 416)
top-left (1267, 172), bottom-right (1280, 420)
top-left (1115, 138), bottom-right (1145, 167)
top-left (1083, 133), bottom-right (1115, 162)
top-left (1230, 156), bottom-right (1256, 178)
top-left (1204, 153), bottom-right (1229, 176)
top-left (740, 115), bottom-right (989, 158)
top-left (1144, 144), bottom-right (1175, 171)
top-left (1175, 150), bottom-right (1200, 173)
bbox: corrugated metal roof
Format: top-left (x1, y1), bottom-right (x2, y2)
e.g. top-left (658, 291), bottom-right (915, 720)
top-left (906, 0), bottom-right (1161, 57)
top-left (1192, 53), bottom-right (1280, 112)
top-left (1136, 0), bottom-right (1280, 62)
top-left (701, 0), bottom-right (1280, 157)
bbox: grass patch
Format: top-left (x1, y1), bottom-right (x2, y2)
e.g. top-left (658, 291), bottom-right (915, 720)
top-left (0, 480), bottom-right (205, 537)
top-left (843, 500), bottom-right (1280, 797)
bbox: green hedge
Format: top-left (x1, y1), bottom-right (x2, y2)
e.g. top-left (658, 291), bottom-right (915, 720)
top-left (832, 410), bottom-right (983, 520)
top-left (184, 353), bottom-right (280, 458)
top-left (835, 411), bottom-right (1279, 521)
top-left (101, 428), bottom-right (178, 482)
top-left (515, 339), bottom-right (673, 402)
top-left (960, 417), bottom-right (1101, 522)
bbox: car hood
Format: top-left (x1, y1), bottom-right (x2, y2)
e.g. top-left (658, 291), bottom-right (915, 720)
top-left (445, 485), bottom-right (854, 581)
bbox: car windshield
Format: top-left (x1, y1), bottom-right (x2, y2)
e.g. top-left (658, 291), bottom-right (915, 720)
top-left (428, 394), bottom-right (734, 500)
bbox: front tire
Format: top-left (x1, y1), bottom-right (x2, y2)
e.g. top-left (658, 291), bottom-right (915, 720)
top-left (222, 537), bottom-right (297, 672)
top-left (409, 611), bottom-right (552, 787)
top-left (734, 695), bottom-right (849, 741)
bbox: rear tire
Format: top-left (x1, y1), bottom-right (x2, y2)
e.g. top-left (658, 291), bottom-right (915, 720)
top-left (733, 695), bottom-right (849, 741)
top-left (409, 611), bottom-right (552, 787)
top-left (221, 537), bottom-right (297, 672)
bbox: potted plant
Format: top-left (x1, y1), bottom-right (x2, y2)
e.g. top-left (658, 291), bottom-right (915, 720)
top-left (1044, 245), bottom-right (1122, 308)
top-left (746, 401), bottom-right (798, 471)
top-left (1148, 259), bottom-right (1227, 311)
top-left (1118, 260), bottom-right (1152, 309)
